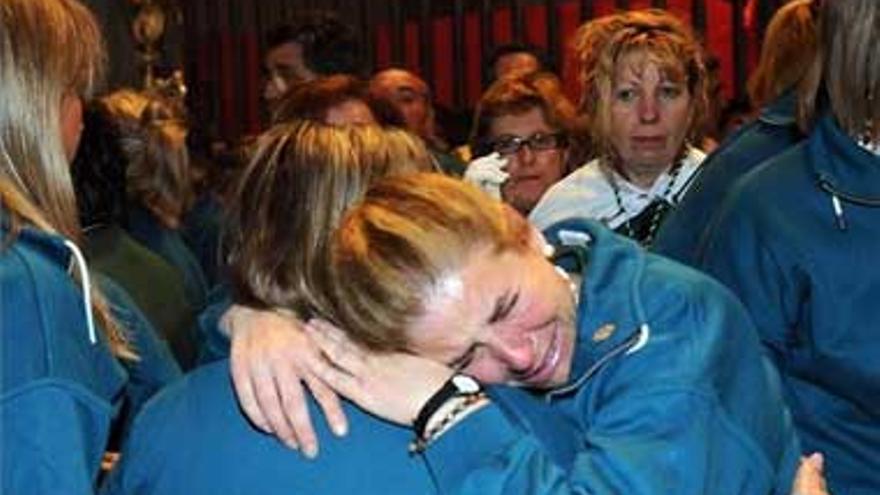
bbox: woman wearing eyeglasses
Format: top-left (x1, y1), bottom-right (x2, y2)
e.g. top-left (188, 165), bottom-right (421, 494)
top-left (464, 71), bottom-right (588, 215)
top-left (529, 9), bottom-right (708, 247)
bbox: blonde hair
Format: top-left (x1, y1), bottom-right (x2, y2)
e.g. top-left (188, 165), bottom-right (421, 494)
top-left (331, 173), bottom-right (532, 351)
top-left (226, 121), bottom-right (433, 321)
top-left (748, 0), bottom-right (818, 109)
top-left (0, 0), bottom-right (129, 357)
top-left (571, 9), bottom-right (708, 161)
top-left (100, 90), bottom-right (193, 229)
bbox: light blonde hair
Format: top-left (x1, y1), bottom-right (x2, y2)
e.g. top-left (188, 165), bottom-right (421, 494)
top-left (330, 173), bottom-right (533, 351)
top-left (101, 90), bottom-right (193, 229)
top-left (747, 0), bottom-right (819, 109)
top-left (798, 0), bottom-right (880, 139)
top-left (0, 0), bottom-right (129, 357)
top-left (226, 121), bottom-right (433, 321)
top-left (571, 9), bottom-right (708, 161)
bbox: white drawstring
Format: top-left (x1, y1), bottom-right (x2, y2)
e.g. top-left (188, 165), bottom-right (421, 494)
top-left (62, 239), bottom-right (97, 345)
top-left (626, 323), bottom-right (651, 355)
top-left (830, 194), bottom-right (848, 231)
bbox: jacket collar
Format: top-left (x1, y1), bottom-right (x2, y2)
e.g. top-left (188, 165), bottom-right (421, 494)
top-left (542, 219), bottom-right (649, 396)
top-left (810, 114), bottom-right (880, 203)
top-left (1, 215), bottom-right (73, 268)
top-left (758, 90), bottom-right (798, 127)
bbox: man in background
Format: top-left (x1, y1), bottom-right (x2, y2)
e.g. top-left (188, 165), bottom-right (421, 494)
top-left (263, 12), bottom-right (360, 106)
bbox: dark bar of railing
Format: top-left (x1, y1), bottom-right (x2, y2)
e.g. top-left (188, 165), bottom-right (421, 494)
top-left (732, 0), bottom-right (747, 101)
top-left (580, 0), bottom-right (594, 21)
top-left (452, 0), bottom-right (466, 106)
top-left (652, 0), bottom-right (667, 9)
top-left (359, 0), bottom-right (373, 73)
top-left (692, 0), bottom-right (707, 35)
top-left (419, 0), bottom-right (434, 84)
top-left (481, 0), bottom-right (494, 88)
top-left (757, 0), bottom-right (777, 45)
top-left (390, 0), bottom-right (404, 65)
top-left (512, 0), bottom-right (525, 42)
top-left (616, 0), bottom-right (630, 11)
top-left (546, 0), bottom-right (558, 72)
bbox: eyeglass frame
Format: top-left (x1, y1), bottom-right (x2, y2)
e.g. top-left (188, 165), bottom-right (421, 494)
top-left (487, 132), bottom-right (568, 156)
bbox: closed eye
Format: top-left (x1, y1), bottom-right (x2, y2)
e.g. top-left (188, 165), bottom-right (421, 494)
top-left (447, 344), bottom-right (479, 371)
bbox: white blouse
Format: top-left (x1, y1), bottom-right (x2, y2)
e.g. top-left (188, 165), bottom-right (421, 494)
top-left (529, 147), bottom-right (706, 232)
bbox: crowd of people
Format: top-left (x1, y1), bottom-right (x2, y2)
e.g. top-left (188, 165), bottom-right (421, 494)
top-left (2, 0), bottom-right (877, 493)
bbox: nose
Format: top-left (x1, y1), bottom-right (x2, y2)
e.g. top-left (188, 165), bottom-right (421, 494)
top-left (637, 95), bottom-right (659, 123)
top-left (512, 144), bottom-right (536, 169)
top-left (487, 332), bottom-right (537, 375)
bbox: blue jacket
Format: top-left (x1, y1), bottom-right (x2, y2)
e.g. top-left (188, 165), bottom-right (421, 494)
top-left (700, 114), bottom-right (880, 494)
top-left (100, 360), bottom-right (580, 494)
top-left (1, 224), bottom-right (126, 495)
top-left (653, 92), bottom-right (804, 266)
top-left (419, 220), bottom-right (800, 494)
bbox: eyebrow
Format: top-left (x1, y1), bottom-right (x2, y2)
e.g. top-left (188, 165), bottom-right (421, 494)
top-left (487, 289), bottom-right (520, 325)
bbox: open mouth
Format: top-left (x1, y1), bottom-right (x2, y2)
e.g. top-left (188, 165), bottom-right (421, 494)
top-left (513, 323), bottom-right (561, 386)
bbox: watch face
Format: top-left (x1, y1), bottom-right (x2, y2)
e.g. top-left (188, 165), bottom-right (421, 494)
top-left (452, 374), bottom-right (481, 393)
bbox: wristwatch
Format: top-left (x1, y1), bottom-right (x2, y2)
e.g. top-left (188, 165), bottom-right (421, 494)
top-left (413, 373), bottom-right (483, 438)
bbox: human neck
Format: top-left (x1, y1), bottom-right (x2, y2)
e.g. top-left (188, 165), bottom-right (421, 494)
top-left (617, 161), bottom-right (669, 190)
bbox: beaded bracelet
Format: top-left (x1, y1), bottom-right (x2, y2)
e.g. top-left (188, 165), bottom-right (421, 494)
top-left (408, 392), bottom-right (489, 454)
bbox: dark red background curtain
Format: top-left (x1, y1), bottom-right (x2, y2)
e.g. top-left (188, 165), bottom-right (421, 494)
top-left (181, 0), bottom-right (780, 143)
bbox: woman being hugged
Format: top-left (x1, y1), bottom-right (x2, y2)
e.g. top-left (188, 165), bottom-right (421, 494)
top-left (530, 9), bottom-right (708, 247)
top-left (0, 0), bottom-right (132, 493)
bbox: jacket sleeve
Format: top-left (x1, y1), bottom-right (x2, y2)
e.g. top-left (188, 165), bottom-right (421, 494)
top-left (698, 188), bottom-right (804, 355)
top-left (423, 385), bottom-right (778, 494)
top-left (2, 384), bottom-right (113, 495)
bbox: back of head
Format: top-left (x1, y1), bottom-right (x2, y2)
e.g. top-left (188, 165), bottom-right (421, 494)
top-left (572, 9), bottom-right (708, 155)
top-left (267, 12), bottom-right (360, 77)
top-left (0, 0), bottom-right (105, 240)
top-left (488, 42), bottom-right (549, 81)
top-left (0, 0), bottom-right (132, 358)
top-left (226, 121), bottom-right (432, 321)
top-left (748, 0), bottom-right (819, 109)
top-left (97, 90), bottom-right (192, 230)
top-left (800, 0), bottom-right (880, 139)
top-left (71, 101), bottom-right (131, 228)
top-left (331, 173), bottom-right (532, 351)
top-left (272, 75), bottom-right (376, 125)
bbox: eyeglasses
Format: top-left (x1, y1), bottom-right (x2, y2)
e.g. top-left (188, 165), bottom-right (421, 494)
top-left (490, 132), bottom-right (567, 156)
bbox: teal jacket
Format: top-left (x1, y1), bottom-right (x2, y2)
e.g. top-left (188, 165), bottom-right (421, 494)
top-left (653, 91), bottom-right (804, 265)
top-left (419, 220), bottom-right (800, 494)
top-left (100, 360), bottom-right (579, 494)
top-left (701, 114), bottom-right (880, 494)
top-left (1, 224), bottom-right (126, 495)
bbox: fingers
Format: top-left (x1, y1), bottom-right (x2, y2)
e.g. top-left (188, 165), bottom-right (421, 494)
top-left (303, 322), bottom-right (366, 404)
top-left (304, 373), bottom-right (348, 437)
top-left (276, 370), bottom-right (318, 457)
top-left (230, 342), bottom-right (272, 434)
top-left (251, 361), bottom-right (298, 448)
top-left (306, 319), bottom-right (366, 376)
top-left (793, 452), bottom-right (829, 495)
